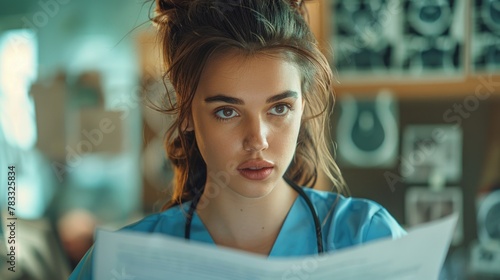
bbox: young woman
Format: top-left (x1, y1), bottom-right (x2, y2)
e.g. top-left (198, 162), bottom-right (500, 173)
top-left (70, 0), bottom-right (405, 278)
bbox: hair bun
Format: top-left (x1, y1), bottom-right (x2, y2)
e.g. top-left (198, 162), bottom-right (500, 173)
top-left (289, 0), bottom-right (309, 20)
top-left (154, 0), bottom-right (188, 25)
top-left (156, 0), bottom-right (190, 12)
top-left (289, 0), bottom-right (302, 9)
top-left (156, 0), bottom-right (173, 12)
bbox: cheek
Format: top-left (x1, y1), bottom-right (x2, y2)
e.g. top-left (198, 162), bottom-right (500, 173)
top-left (270, 116), bottom-right (302, 154)
top-left (194, 119), bottom-right (239, 163)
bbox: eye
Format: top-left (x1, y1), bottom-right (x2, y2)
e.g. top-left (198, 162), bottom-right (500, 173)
top-left (214, 107), bottom-right (239, 120)
top-left (269, 104), bottom-right (291, 116)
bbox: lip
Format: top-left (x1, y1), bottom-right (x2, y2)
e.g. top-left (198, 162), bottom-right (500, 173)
top-left (237, 159), bottom-right (275, 181)
top-left (237, 159), bottom-right (275, 170)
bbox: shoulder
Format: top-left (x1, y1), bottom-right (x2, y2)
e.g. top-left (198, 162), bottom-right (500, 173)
top-left (121, 204), bottom-right (188, 236)
top-left (69, 204), bottom-right (189, 279)
top-left (301, 188), bottom-right (406, 251)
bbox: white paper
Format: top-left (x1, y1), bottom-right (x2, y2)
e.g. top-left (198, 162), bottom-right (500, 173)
top-left (94, 214), bottom-right (458, 280)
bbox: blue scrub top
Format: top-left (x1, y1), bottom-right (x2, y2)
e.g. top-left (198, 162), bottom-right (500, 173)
top-left (69, 187), bottom-right (406, 279)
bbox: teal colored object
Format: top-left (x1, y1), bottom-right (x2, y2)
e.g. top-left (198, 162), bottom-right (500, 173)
top-left (69, 187), bottom-right (405, 279)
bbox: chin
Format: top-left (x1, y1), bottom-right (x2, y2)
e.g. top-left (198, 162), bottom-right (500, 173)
top-left (230, 176), bottom-right (281, 199)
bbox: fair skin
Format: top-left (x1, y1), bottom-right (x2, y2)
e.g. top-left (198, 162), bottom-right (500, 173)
top-left (188, 51), bottom-right (305, 255)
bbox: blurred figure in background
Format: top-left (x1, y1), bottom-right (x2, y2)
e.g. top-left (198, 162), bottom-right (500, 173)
top-left (57, 209), bottom-right (96, 269)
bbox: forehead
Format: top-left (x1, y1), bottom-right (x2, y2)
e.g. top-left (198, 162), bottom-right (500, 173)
top-left (195, 50), bottom-right (302, 98)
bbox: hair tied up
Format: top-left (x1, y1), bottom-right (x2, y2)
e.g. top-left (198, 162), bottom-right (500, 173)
top-left (288, 0), bottom-right (309, 20)
top-left (156, 0), bottom-right (191, 11)
top-left (289, 0), bottom-right (303, 9)
top-left (156, 0), bottom-right (174, 12)
top-left (154, 0), bottom-right (189, 25)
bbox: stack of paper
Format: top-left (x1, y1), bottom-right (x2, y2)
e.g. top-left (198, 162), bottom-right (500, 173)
top-left (95, 214), bottom-right (458, 280)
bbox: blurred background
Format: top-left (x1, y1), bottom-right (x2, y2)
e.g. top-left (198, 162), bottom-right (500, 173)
top-left (0, 0), bottom-right (499, 279)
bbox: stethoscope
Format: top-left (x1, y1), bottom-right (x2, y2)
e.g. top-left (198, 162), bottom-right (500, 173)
top-left (184, 177), bottom-right (324, 254)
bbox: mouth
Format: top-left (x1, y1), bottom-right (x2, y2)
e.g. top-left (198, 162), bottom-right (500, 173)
top-left (237, 159), bottom-right (274, 181)
top-left (237, 159), bottom-right (274, 169)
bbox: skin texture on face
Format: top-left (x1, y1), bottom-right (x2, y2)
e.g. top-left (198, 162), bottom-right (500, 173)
top-left (190, 51), bottom-right (304, 203)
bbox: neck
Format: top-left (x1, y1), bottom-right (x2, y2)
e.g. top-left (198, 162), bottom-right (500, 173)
top-left (196, 178), bottom-right (298, 255)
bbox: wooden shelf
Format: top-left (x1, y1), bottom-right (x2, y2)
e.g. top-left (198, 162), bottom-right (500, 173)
top-left (333, 74), bottom-right (500, 99)
top-left (306, 0), bottom-right (500, 99)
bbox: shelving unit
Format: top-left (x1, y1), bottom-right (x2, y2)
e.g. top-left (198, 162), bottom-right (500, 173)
top-left (333, 74), bottom-right (500, 99)
top-left (305, 0), bottom-right (500, 99)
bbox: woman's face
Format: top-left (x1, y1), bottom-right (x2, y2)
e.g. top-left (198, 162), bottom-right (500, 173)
top-left (191, 51), bottom-right (304, 199)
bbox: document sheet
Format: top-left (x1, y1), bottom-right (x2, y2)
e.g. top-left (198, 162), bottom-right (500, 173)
top-left (94, 214), bottom-right (458, 280)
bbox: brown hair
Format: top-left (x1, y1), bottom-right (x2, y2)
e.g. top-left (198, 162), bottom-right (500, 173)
top-left (152, 0), bottom-right (347, 209)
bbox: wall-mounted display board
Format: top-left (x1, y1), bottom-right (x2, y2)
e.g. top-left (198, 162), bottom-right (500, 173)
top-left (308, 0), bottom-right (500, 98)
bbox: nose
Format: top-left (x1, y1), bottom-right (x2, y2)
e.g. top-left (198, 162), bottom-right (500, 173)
top-left (242, 116), bottom-right (269, 152)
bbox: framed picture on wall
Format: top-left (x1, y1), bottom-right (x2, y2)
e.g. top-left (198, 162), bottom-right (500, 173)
top-left (406, 186), bottom-right (463, 245)
top-left (401, 125), bottom-right (462, 184)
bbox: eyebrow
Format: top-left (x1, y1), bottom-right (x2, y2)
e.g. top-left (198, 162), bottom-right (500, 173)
top-left (204, 91), bottom-right (298, 105)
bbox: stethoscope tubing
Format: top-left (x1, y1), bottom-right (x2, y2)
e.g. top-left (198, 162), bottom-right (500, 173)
top-left (184, 178), bottom-right (324, 254)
